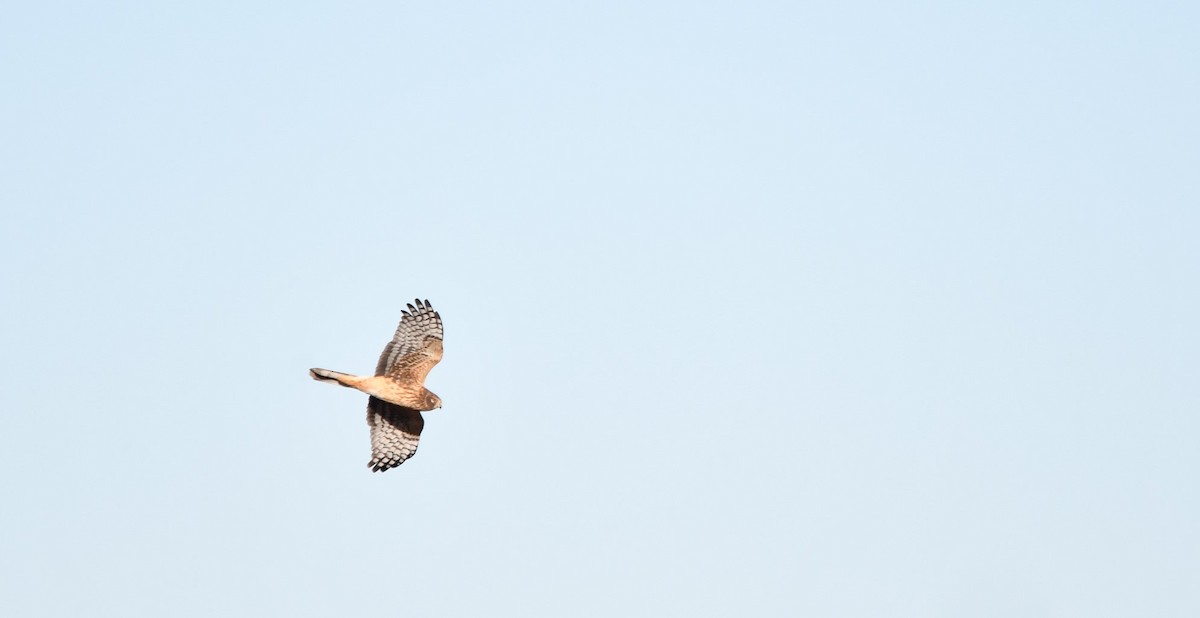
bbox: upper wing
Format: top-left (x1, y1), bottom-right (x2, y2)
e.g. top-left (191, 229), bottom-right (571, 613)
top-left (366, 396), bottom-right (424, 472)
top-left (374, 299), bottom-right (444, 385)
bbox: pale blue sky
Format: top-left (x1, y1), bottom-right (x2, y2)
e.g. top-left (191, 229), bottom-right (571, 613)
top-left (2, 1), bottom-right (1198, 616)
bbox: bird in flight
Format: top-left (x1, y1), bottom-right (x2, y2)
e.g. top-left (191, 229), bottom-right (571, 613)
top-left (310, 299), bottom-right (444, 472)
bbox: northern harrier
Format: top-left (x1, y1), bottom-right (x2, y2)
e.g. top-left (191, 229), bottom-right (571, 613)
top-left (310, 299), bottom-right (444, 472)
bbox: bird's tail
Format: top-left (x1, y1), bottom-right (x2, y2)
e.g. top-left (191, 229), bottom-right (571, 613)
top-left (309, 368), bottom-right (361, 388)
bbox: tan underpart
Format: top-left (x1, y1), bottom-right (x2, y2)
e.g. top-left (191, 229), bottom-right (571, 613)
top-left (309, 369), bottom-right (438, 410)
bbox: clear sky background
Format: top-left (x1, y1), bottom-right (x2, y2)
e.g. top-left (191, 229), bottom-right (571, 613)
top-left (2, 1), bottom-right (1198, 616)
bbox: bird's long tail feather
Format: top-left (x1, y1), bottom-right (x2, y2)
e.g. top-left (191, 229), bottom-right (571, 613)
top-left (309, 368), bottom-right (359, 387)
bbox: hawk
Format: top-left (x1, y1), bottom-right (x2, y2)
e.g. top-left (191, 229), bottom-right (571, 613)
top-left (309, 299), bottom-right (444, 472)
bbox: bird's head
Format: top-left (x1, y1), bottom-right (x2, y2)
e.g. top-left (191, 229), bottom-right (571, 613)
top-left (425, 391), bottom-right (443, 410)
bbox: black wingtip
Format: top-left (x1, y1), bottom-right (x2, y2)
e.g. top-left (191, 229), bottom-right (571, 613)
top-left (369, 460), bottom-right (398, 473)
